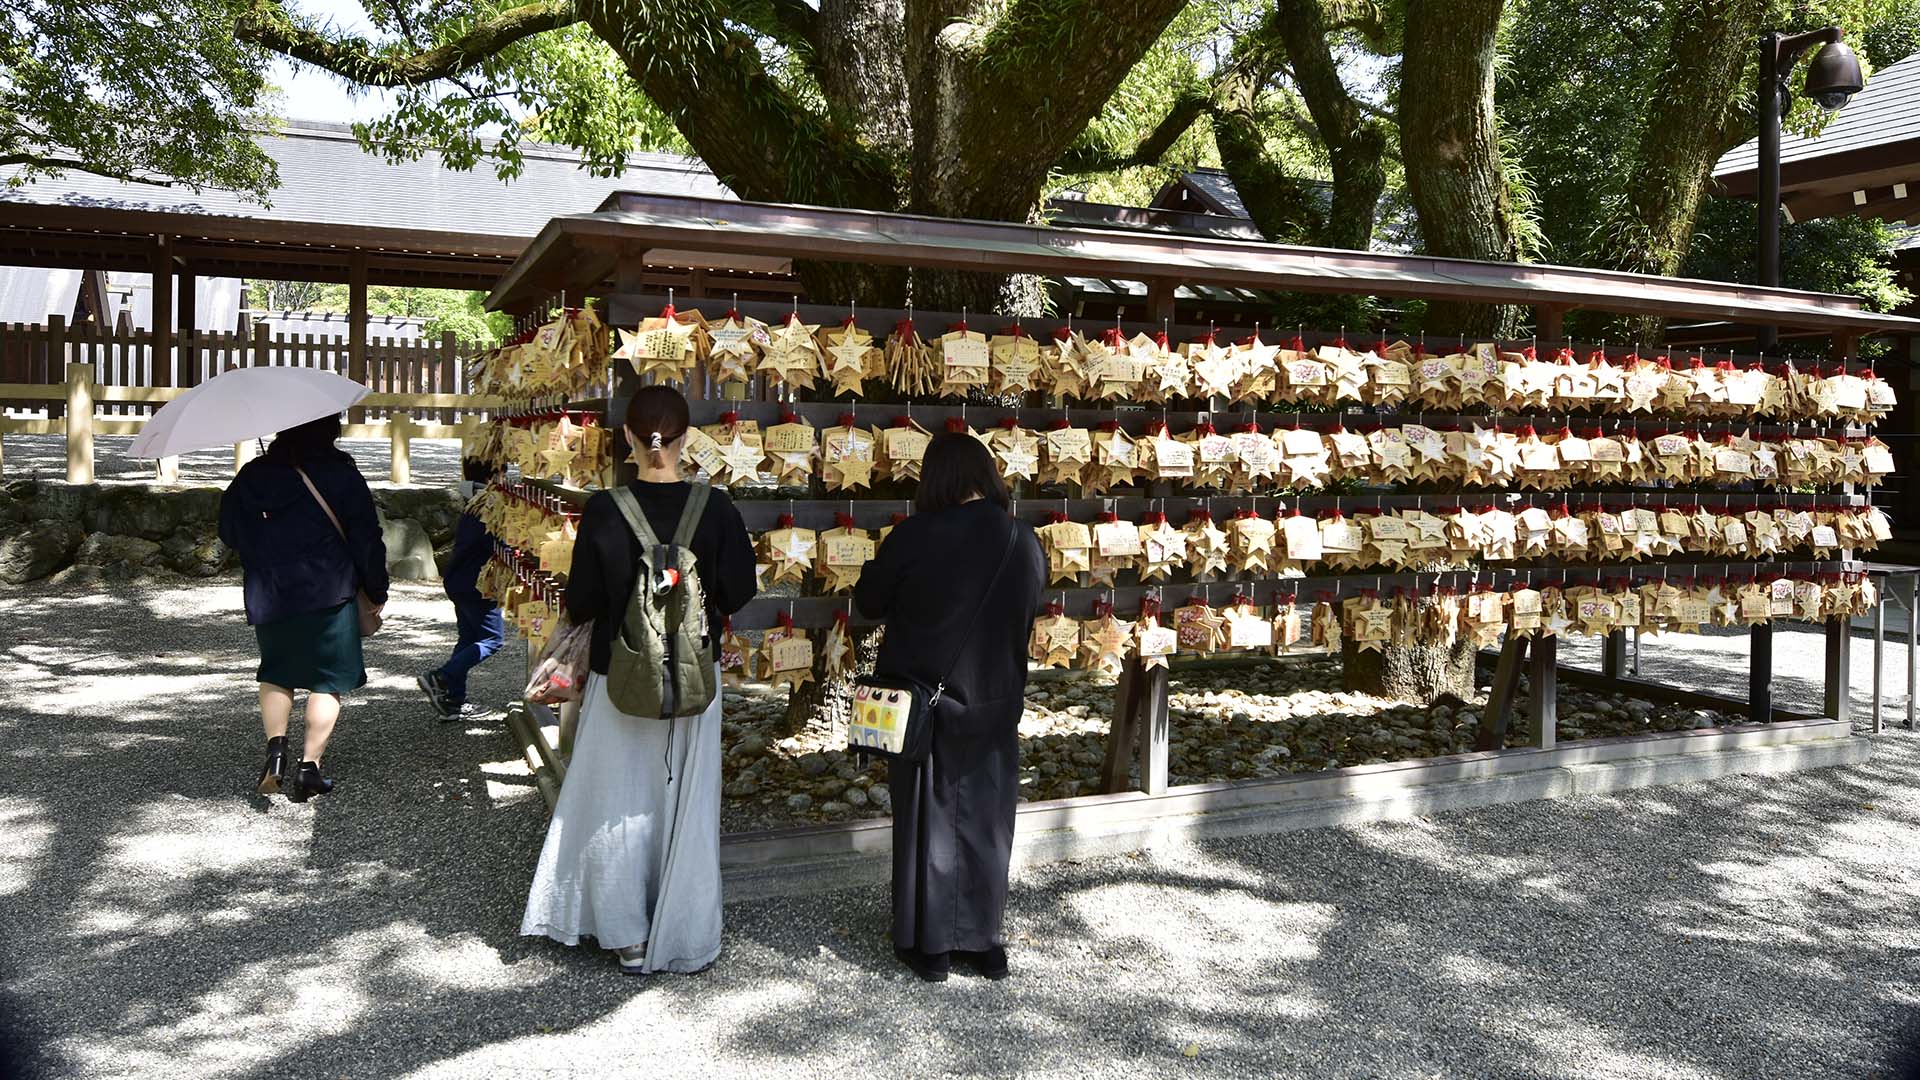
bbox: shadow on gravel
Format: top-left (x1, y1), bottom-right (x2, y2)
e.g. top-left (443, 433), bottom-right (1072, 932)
top-left (3, 574), bottom-right (1918, 1079)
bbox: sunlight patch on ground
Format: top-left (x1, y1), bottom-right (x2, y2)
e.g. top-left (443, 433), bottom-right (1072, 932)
top-left (1507, 1006), bottom-right (1738, 1080)
top-left (52, 939), bottom-right (374, 1079)
top-left (1348, 818), bottom-right (1586, 903)
top-left (1065, 879), bottom-right (1339, 977)
top-left (384, 922), bottom-right (559, 993)
top-left (1435, 950), bottom-right (1523, 990)
top-left (0, 796), bottom-right (52, 897)
top-left (97, 799), bottom-right (308, 879)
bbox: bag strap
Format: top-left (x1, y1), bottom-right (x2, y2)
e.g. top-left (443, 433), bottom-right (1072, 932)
top-left (672, 482), bottom-right (711, 550)
top-left (931, 517), bottom-right (1020, 706)
top-left (295, 467), bottom-right (347, 543)
top-left (607, 486), bottom-right (663, 550)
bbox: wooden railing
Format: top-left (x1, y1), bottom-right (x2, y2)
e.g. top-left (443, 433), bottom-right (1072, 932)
top-left (0, 316), bottom-right (471, 422)
top-left (0, 363), bottom-right (504, 485)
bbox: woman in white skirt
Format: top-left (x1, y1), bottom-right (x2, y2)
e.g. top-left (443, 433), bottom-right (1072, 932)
top-left (520, 387), bottom-right (758, 974)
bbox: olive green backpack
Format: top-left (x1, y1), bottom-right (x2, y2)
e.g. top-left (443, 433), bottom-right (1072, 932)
top-left (606, 484), bottom-right (716, 719)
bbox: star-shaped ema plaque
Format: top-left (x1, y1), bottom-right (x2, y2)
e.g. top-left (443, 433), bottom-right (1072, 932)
top-left (706, 314), bottom-right (767, 385)
top-left (990, 333), bottom-right (1043, 395)
top-left (995, 431), bottom-right (1041, 483)
top-left (759, 317), bottom-right (823, 390)
top-left (626, 316), bottom-right (700, 380)
top-left (716, 436), bottom-right (766, 487)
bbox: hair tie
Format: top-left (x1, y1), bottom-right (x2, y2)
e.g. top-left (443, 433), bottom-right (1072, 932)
top-left (649, 431), bottom-right (664, 451)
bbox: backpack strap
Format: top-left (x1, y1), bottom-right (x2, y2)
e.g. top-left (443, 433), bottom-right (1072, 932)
top-left (672, 482), bottom-right (712, 549)
top-left (607, 486), bottom-right (663, 549)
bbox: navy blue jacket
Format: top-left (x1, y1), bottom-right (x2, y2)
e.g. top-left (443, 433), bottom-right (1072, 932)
top-left (219, 450), bottom-right (390, 626)
top-left (442, 512), bottom-right (492, 607)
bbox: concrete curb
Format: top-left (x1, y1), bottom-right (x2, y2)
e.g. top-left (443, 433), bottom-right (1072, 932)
top-left (721, 729), bottom-right (1870, 902)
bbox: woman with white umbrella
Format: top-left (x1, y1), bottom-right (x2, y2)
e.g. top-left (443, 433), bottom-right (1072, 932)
top-left (217, 412), bottom-right (388, 801)
top-left (137, 365), bottom-right (388, 801)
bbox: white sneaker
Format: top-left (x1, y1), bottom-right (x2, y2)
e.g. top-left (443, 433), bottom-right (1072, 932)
top-left (615, 944), bottom-right (648, 974)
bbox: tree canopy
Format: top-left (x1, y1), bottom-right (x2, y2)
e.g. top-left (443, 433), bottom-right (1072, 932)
top-left (0, 0), bottom-right (276, 197)
top-left (2, 0), bottom-right (1914, 331)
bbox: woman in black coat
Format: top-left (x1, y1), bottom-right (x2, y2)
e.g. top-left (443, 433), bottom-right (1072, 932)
top-left (854, 433), bottom-right (1047, 982)
top-left (218, 414), bottom-right (388, 802)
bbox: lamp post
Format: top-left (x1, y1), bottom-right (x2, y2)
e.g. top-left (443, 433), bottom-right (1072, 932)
top-left (1751, 27), bottom-right (1864, 725)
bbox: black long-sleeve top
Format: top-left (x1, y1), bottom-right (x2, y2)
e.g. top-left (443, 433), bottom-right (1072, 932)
top-left (218, 449), bottom-right (390, 626)
top-left (854, 500), bottom-right (1047, 718)
top-left (564, 480), bottom-right (758, 675)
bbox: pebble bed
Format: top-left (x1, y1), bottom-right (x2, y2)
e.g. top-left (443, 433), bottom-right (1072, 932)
top-left (717, 656), bottom-right (1740, 832)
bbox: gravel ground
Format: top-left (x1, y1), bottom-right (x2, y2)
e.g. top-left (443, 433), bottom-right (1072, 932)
top-left (1, 433), bottom-right (464, 489)
top-left (4, 576), bottom-right (1920, 1079)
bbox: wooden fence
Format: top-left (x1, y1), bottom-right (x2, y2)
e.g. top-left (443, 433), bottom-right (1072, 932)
top-left (0, 316), bottom-right (471, 422)
top-left (0, 362), bottom-right (503, 485)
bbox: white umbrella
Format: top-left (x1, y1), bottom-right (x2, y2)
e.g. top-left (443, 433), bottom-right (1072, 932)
top-left (128, 366), bottom-right (370, 459)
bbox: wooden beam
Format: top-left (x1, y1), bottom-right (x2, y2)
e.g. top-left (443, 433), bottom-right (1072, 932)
top-left (64, 361), bottom-right (92, 484)
top-left (348, 251), bottom-right (368, 421)
top-left (1477, 633), bottom-right (1529, 751)
top-left (1100, 661), bottom-right (1145, 794)
top-left (177, 264), bottom-right (197, 386)
top-left (1525, 634), bottom-right (1557, 749)
top-left (150, 235), bottom-right (173, 387)
top-left (1535, 304), bottom-right (1567, 343)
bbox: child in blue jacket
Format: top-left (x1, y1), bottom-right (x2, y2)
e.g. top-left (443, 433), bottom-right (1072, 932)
top-left (418, 459), bottom-right (507, 721)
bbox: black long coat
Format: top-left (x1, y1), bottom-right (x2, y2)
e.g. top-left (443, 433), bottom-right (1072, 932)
top-left (853, 499), bottom-right (1047, 954)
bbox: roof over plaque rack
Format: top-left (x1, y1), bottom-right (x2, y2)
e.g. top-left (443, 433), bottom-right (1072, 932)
top-left (487, 192), bottom-right (1920, 338)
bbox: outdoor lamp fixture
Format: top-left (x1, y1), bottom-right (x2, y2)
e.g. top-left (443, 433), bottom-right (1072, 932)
top-left (1758, 28), bottom-right (1864, 296)
top-left (1749, 25), bottom-right (1864, 728)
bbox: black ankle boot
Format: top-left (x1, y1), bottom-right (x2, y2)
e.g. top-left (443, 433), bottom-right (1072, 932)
top-left (255, 736), bottom-right (290, 795)
top-left (956, 946), bottom-right (1009, 980)
top-left (285, 761), bottom-right (334, 803)
top-left (893, 946), bottom-right (950, 983)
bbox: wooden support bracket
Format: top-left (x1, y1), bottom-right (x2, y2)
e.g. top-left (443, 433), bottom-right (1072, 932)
top-left (1100, 657), bottom-right (1172, 795)
top-left (1526, 634), bottom-right (1558, 749)
top-left (1478, 632), bottom-right (1529, 751)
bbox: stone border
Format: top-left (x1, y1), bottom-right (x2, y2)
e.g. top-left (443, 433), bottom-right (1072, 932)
top-left (718, 718), bottom-right (1865, 900)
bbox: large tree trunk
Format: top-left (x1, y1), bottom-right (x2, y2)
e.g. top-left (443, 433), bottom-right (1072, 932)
top-left (1340, 567), bottom-right (1476, 704)
top-left (1212, 69), bottom-right (1326, 244)
top-left (1608, 0), bottom-right (1767, 342)
top-left (904, 0), bottom-right (1185, 312)
top-left (1399, 0), bottom-right (1524, 337)
top-left (1342, 630), bottom-right (1477, 703)
top-left (1270, 0), bottom-right (1389, 250)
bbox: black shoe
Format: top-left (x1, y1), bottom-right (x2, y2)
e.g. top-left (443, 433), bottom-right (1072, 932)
top-left (416, 672), bottom-right (452, 718)
top-left (441, 701), bottom-right (492, 725)
top-left (255, 736), bottom-right (290, 795)
top-left (956, 946), bottom-right (1009, 980)
top-left (285, 761), bottom-right (334, 803)
top-left (894, 946), bottom-right (950, 983)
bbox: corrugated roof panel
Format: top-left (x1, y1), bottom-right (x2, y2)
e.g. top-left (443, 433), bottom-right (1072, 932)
top-left (0, 120), bottom-right (733, 239)
top-left (1717, 51), bottom-right (1920, 176)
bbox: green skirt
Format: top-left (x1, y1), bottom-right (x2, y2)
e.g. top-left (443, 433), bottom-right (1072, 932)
top-left (254, 601), bottom-right (367, 694)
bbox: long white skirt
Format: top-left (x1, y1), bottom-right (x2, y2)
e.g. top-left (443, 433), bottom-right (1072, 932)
top-left (519, 669), bottom-right (723, 974)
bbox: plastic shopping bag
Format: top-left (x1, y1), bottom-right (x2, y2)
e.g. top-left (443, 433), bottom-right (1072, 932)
top-left (525, 619), bottom-right (593, 704)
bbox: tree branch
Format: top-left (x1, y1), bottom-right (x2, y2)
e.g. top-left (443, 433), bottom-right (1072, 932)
top-left (581, 0), bottom-right (898, 211)
top-left (911, 0), bottom-right (1188, 219)
top-left (1056, 90), bottom-right (1210, 174)
top-left (0, 152), bottom-right (174, 186)
top-left (238, 0), bottom-right (578, 87)
top-left (730, 0), bottom-right (821, 54)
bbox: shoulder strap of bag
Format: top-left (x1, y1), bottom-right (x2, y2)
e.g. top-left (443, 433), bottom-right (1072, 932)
top-left (672, 482), bottom-right (711, 550)
top-left (295, 466), bottom-right (347, 543)
top-left (930, 518), bottom-right (1020, 705)
top-left (607, 486), bottom-right (663, 550)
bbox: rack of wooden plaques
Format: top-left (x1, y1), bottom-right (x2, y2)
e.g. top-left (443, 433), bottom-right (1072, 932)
top-left (580, 291), bottom-right (1885, 797)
